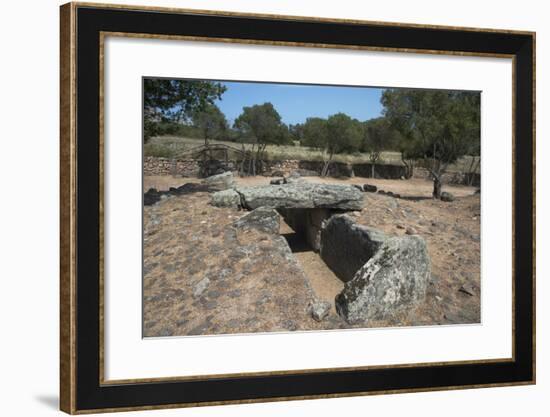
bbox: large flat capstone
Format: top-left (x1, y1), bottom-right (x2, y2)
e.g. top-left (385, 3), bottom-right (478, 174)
top-left (235, 183), bottom-right (364, 210)
top-left (335, 234), bottom-right (431, 324)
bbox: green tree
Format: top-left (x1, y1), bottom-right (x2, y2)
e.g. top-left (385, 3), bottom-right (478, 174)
top-left (233, 103), bottom-right (288, 175)
top-left (288, 123), bottom-right (305, 144)
top-left (278, 124), bottom-right (294, 146)
top-left (456, 93), bottom-right (481, 185)
top-left (464, 136), bottom-right (481, 185)
top-left (302, 114), bottom-right (361, 176)
top-left (382, 89), bottom-right (480, 198)
top-left (361, 117), bottom-right (401, 178)
top-left (302, 117), bottom-right (328, 149)
top-left (143, 78), bottom-right (226, 142)
top-left (396, 133), bottom-right (423, 179)
top-left (323, 113), bottom-right (362, 176)
top-left (192, 104), bottom-right (228, 145)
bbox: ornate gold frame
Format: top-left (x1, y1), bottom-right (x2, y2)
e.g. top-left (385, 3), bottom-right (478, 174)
top-left (60, 2), bottom-right (536, 414)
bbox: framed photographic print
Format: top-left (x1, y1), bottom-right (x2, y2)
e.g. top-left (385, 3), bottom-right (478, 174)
top-left (60, 2), bottom-right (535, 414)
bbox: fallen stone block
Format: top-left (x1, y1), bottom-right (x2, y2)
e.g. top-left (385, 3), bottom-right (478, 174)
top-left (233, 207), bottom-right (280, 234)
top-left (202, 171), bottom-right (235, 191)
top-left (211, 189), bottom-right (242, 208)
top-left (144, 188), bottom-right (161, 206)
top-left (174, 183), bottom-right (209, 194)
top-left (307, 299), bottom-right (331, 322)
top-left (284, 171), bottom-right (305, 184)
top-left (193, 277), bottom-right (210, 298)
top-left (441, 191), bottom-right (455, 202)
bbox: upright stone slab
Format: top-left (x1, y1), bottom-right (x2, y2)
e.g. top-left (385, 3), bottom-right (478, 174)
top-left (320, 215), bottom-right (386, 282)
top-left (335, 235), bottom-right (431, 324)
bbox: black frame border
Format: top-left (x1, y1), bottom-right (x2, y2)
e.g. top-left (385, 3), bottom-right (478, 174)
top-left (63, 2), bottom-right (535, 413)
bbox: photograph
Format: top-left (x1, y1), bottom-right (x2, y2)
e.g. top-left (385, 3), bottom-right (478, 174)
top-left (142, 78), bottom-right (482, 337)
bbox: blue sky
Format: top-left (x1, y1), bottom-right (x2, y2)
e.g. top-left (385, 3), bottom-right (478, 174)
top-left (215, 81), bottom-right (384, 126)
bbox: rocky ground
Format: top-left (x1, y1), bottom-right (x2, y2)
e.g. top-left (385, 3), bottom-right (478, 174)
top-left (349, 192), bottom-right (480, 326)
top-left (143, 190), bottom-right (347, 337)
top-left (143, 175), bottom-right (480, 337)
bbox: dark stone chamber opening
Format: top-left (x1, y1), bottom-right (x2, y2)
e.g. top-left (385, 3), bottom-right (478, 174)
top-left (278, 208), bottom-right (336, 253)
top-left (277, 209), bottom-right (386, 285)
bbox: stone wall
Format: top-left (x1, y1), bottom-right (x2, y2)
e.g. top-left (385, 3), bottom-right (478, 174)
top-left (143, 157), bottom-right (238, 177)
top-left (413, 167), bottom-right (480, 186)
top-left (352, 163), bottom-right (407, 179)
top-left (144, 156), bottom-right (477, 185)
top-left (267, 160), bottom-right (300, 174)
top-left (271, 160), bottom-right (406, 179)
top-left (143, 157), bottom-right (200, 177)
top-left (142, 156), bottom-right (408, 179)
top-left (296, 161), bottom-right (354, 177)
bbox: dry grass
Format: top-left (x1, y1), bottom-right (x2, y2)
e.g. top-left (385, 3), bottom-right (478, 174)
top-left (146, 136), bottom-right (402, 164)
top-left (145, 135), bottom-right (480, 174)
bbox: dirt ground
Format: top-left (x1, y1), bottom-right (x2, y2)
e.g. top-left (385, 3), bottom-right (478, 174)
top-left (353, 192), bottom-right (480, 325)
top-left (281, 220), bottom-right (344, 315)
top-left (143, 189), bottom-right (347, 337)
top-left (143, 174), bottom-right (480, 336)
top-left (144, 175), bottom-right (475, 199)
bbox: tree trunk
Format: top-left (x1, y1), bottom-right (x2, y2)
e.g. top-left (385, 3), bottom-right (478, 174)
top-left (466, 155), bottom-right (475, 178)
top-left (239, 144), bottom-right (246, 176)
top-left (253, 145), bottom-right (257, 177)
top-left (467, 156), bottom-right (480, 186)
top-left (322, 151), bottom-right (334, 177)
top-left (371, 163), bottom-right (375, 179)
top-left (256, 147), bottom-right (261, 175)
top-left (400, 155), bottom-right (414, 179)
top-left (255, 143), bottom-right (267, 175)
top-left (201, 149), bottom-right (207, 178)
top-left (322, 161), bottom-right (329, 177)
top-left (432, 176), bottom-right (442, 199)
